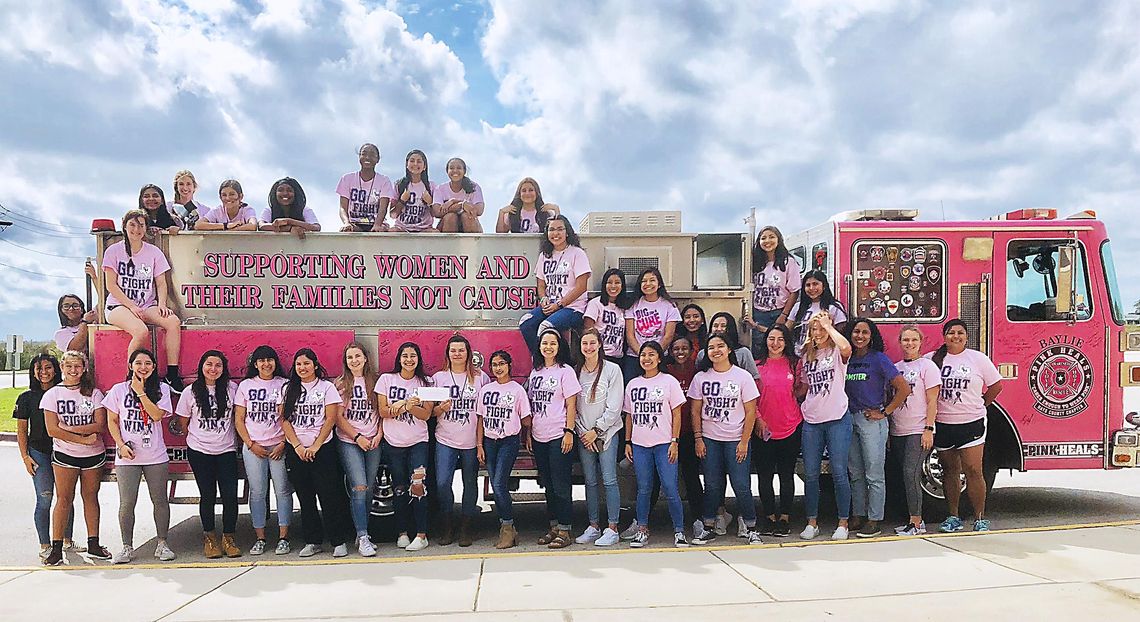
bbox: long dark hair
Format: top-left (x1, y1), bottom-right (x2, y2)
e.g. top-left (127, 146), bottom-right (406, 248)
top-left (932, 318), bottom-right (970, 368)
top-left (396, 150), bottom-right (431, 197)
top-left (637, 341), bottom-right (666, 376)
top-left (283, 348), bottom-right (328, 421)
top-left (124, 348), bottom-right (163, 404)
top-left (756, 324), bottom-right (799, 368)
top-left (389, 342), bottom-right (429, 384)
top-left (245, 345), bottom-right (286, 379)
top-left (446, 157), bottom-right (476, 193)
top-left (508, 177), bottom-right (549, 233)
top-left (268, 177), bottom-right (307, 221)
top-left (793, 270), bottom-right (844, 325)
top-left (597, 267), bottom-right (633, 309)
top-left (676, 303), bottom-right (708, 349)
top-left (636, 267), bottom-right (672, 301)
top-left (27, 353), bottom-right (61, 391)
top-left (752, 225), bottom-right (792, 272)
top-left (60, 350), bottom-right (96, 396)
top-left (697, 335), bottom-right (739, 372)
top-left (57, 294), bottom-right (85, 328)
top-left (138, 184), bottom-right (176, 229)
top-left (708, 311), bottom-right (744, 351)
top-left (843, 317), bottom-right (885, 354)
top-left (532, 329), bottom-right (573, 370)
top-left (538, 215), bottom-right (582, 257)
top-left (191, 350), bottom-right (231, 419)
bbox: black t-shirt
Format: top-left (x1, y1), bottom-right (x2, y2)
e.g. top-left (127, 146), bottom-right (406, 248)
top-left (12, 388), bottom-right (51, 454)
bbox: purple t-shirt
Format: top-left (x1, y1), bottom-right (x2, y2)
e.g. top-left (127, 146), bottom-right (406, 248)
top-left (891, 358), bottom-right (942, 436)
top-left (235, 377), bottom-right (288, 445)
top-left (625, 297), bottom-right (681, 355)
top-left (202, 204), bottom-right (258, 226)
top-left (392, 181), bottom-right (435, 232)
top-left (585, 298), bottom-right (625, 358)
top-left (800, 346), bottom-right (850, 424)
top-left (687, 366), bottom-right (761, 442)
top-left (477, 380), bottom-right (531, 439)
top-left (431, 369), bottom-right (490, 450)
top-left (375, 373), bottom-right (431, 447)
top-left (925, 349), bottom-right (1002, 424)
top-left (624, 373), bottom-right (686, 447)
top-left (286, 379), bottom-right (339, 447)
top-left (175, 382), bottom-right (239, 455)
top-left (527, 365), bottom-right (582, 443)
top-left (752, 258), bottom-right (802, 312)
top-left (844, 350), bottom-right (900, 413)
top-left (102, 241), bottom-right (171, 309)
top-left (337, 171), bottom-right (395, 227)
top-left (105, 381), bottom-right (173, 466)
top-left (40, 386), bottom-right (105, 458)
top-left (536, 246), bottom-right (591, 313)
top-left (336, 376), bottom-right (379, 443)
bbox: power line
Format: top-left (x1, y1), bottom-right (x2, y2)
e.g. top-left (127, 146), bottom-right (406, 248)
top-left (0, 202), bottom-right (91, 232)
top-left (0, 237), bottom-right (88, 259)
top-left (3, 221), bottom-right (90, 239)
top-left (0, 259), bottom-right (84, 280)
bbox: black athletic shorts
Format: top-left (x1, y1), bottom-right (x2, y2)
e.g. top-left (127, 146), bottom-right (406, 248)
top-left (934, 418), bottom-right (986, 451)
top-left (52, 450), bottom-right (107, 471)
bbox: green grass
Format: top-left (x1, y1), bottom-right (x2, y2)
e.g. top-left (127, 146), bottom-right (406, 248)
top-left (1, 387), bottom-right (24, 433)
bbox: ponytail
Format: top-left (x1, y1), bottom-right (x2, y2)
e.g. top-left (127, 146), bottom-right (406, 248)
top-left (933, 318), bottom-right (970, 368)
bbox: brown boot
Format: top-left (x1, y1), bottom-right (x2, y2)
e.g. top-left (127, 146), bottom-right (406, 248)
top-left (221, 534), bottom-right (242, 558)
top-left (437, 512), bottom-right (455, 546)
top-left (495, 523), bottom-right (518, 549)
top-left (458, 516), bottom-right (474, 547)
top-left (203, 533), bottom-right (222, 559)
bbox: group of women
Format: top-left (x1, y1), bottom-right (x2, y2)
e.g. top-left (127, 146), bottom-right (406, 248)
top-left (17, 187), bottom-right (1005, 563)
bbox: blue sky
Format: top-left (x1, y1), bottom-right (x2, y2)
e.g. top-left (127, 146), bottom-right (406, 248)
top-left (2, 0), bottom-right (1140, 341)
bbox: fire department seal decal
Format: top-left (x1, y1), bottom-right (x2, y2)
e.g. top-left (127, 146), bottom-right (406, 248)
top-left (1029, 344), bottom-right (1092, 419)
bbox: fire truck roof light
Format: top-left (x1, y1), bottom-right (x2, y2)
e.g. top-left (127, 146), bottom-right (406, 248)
top-left (90, 218), bottom-right (116, 232)
top-left (1066, 210), bottom-right (1097, 220)
top-left (992, 208), bottom-right (1057, 221)
top-left (830, 209), bottom-right (919, 222)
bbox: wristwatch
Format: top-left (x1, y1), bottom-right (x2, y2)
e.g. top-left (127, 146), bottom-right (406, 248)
top-left (670, 438), bottom-right (678, 444)
top-left (563, 427), bottom-right (574, 434)
top-left (924, 425), bottom-right (935, 432)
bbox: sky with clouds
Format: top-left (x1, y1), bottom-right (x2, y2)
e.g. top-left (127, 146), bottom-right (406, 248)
top-left (1, 0), bottom-right (1139, 341)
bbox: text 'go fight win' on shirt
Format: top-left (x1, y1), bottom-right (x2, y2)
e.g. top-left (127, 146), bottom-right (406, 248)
top-left (175, 382), bottom-right (239, 455)
top-left (431, 369), bottom-right (490, 450)
top-left (800, 347), bottom-right (850, 424)
top-left (526, 365), bottom-right (582, 443)
top-left (375, 373), bottom-right (431, 447)
top-left (624, 373), bottom-right (686, 447)
top-left (687, 366), bottom-right (760, 442)
top-left (477, 381), bottom-right (531, 439)
top-left (102, 241), bottom-right (171, 309)
top-left (235, 377), bottom-right (288, 446)
top-left (105, 381), bottom-right (174, 466)
top-left (40, 386), bottom-right (105, 458)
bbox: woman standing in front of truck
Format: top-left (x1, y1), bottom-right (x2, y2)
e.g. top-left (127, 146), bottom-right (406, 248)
top-left (743, 226), bottom-right (801, 356)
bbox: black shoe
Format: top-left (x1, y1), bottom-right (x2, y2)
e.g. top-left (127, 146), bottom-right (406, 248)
top-left (759, 518), bottom-right (775, 537)
top-left (773, 519), bottom-right (791, 538)
top-left (87, 544), bottom-right (113, 560)
top-left (166, 373), bottom-right (185, 394)
top-left (43, 548), bottom-right (64, 566)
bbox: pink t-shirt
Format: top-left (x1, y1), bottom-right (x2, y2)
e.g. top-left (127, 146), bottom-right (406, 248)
top-left (102, 241), bottom-right (171, 309)
top-left (510, 207), bottom-right (540, 233)
top-left (527, 365), bottom-right (583, 443)
top-left (259, 206), bottom-right (320, 225)
top-left (753, 259), bottom-right (802, 312)
top-left (202, 204), bottom-right (258, 226)
top-left (105, 381), bottom-right (173, 466)
top-left (891, 358), bottom-right (942, 436)
top-left (54, 326), bottom-right (79, 351)
top-left (434, 181), bottom-right (485, 209)
top-left (477, 380), bottom-right (531, 439)
top-left (624, 373), bottom-right (686, 447)
top-left (688, 366), bottom-right (760, 442)
top-left (799, 347), bottom-right (850, 424)
top-left (337, 171), bottom-right (395, 227)
top-left (756, 357), bottom-right (803, 440)
top-left (40, 386), bottom-right (105, 458)
top-left (537, 246), bottom-right (591, 313)
top-left (431, 369), bottom-right (490, 450)
top-left (336, 376), bottom-right (379, 443)
top-left (790, 301), bottom-right (848, 355)
top-left (584, 298), bottom-right (626, 358)
top-left (375, 373), bottom-right (431, 447)
top-left (625, 297), bottom-right (682, 355)
top-left (286, 379), bottom-right (339, 447)
top-left (392, 181), bottom-right (435, 232)
top-left (235, 377), bottom-right (288, 445)
top-left (175, 382), bottom-right (239, 455)
top-left (925, 349), bottom-right (1001, 424)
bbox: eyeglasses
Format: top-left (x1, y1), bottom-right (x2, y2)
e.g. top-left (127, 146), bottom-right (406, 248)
top-left (62, 303), bottom-right (83, 310)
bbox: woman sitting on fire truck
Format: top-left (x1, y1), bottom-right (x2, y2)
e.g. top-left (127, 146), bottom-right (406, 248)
top-left (786, 270), bottom-right (847, 356)
top-left (519, 215), bottom-right (591, 356)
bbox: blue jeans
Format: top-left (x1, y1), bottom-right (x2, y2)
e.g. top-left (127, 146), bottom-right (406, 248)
top-left (849, 413), bottom-right (889, 521)
top-left (435, 443), bottom-right (479, 518)
top-left (751, 308), bottom-right (783, 356)
top-left (701, 438), bottom-right (757, 526)
top-left (382, 440), bottom-right (429, 535)
top-left (621, 355), bottom-right (642, 385)
top-left (483, 435), bottom-right (521, 524)
top-left (337, 440), bottom-right (382, 537)
top-left (30, 448), bottom-right (73, 545)
top-left (520, 306), bottom-right (583, 355)
top-left (578, 435), bottom-right (621, 526)
top-left (242, 445), bottom-right (293, 530)
top-left (533, 437), bottom-right (574, 530)
top-left (634, 443), bottom-right (685, 532)
top-left (802, 411), bottom-right (854, 520)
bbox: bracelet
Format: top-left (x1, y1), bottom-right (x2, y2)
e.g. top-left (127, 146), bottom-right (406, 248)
top-left (354, 432), bottom-right (362, 442)
top-left (924, 426), bottom-right (935, 432)
top-left (563, 427), bottom-right (574, 434)
top-left (670, 438), bottom-right (678, 444)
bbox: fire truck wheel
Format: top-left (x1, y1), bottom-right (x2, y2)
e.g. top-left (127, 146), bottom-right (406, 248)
top-left (919, 447), bottom-right (999, 518)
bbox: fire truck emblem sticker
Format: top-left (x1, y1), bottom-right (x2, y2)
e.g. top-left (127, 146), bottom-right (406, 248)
top-left (1029, 342), bottom-right (1093, 419)
top-left (870, 246), bottom-right (885, 262)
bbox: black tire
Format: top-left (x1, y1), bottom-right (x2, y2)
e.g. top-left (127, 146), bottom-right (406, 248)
top-left (920, 447), bottom-right (999, 521)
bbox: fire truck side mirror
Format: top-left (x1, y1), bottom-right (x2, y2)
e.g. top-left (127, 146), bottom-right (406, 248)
top-left (1055, 245), bottom-right (1076, 317)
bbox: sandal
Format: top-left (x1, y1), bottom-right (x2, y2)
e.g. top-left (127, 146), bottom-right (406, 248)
top-left (537, 527), bottom-right (559, 545)
top-left (547, 530), bottom-right (572, 549)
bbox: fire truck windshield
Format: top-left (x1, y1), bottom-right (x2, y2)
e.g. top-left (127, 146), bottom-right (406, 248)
top-left (1101, 240), bottom-right (1125, 325)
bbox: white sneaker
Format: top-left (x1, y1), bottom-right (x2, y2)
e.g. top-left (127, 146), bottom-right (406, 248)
top-left (747, 530), bottom-right (764, 545)
top-left (691, 524), bottom-right (717, 545)
top-left (575, 525), bottom-right (602, 544)
top-left (737, 516), bottom-right (749, 538)
top-left (249, 539), bottom-right (266, 555)
top-left (274, 539), bottom-right (291, 555)
top-left (629, 531), bottom-right (649, 548)
top-left (112, 545), bottom-right (134, 564)
top-left (357, 535), bottom-right (377, 557)
top-left (594, 527), bottom-right (620, 547)
top-left (298, 544), bottom-right (322, 557)
top-left (832, 526), bottom-right (849, 541)
top-left (396, 533), bottom-right (411, 548)
top-left (674, 532), bottom-right (690, 547)
top-left (332, 544), bottom-right (348, 558)
top-left (405, 536), bottom-right (429, 552)
top-left (154, 541), bottom-right (177, 561)
top-left (715, 511), bottom-right (732, 536)
top-left (39, 545), bottom-right (51, 560)
top-left (692, 519), bottom-right (704, 539)
top-left (800, 524), bottom-right (820, 540)
top-left (619, 520), bottom-right (640, 541)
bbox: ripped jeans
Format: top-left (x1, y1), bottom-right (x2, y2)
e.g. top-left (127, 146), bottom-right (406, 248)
top-left (383, 440), bottom-right (429, 536)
